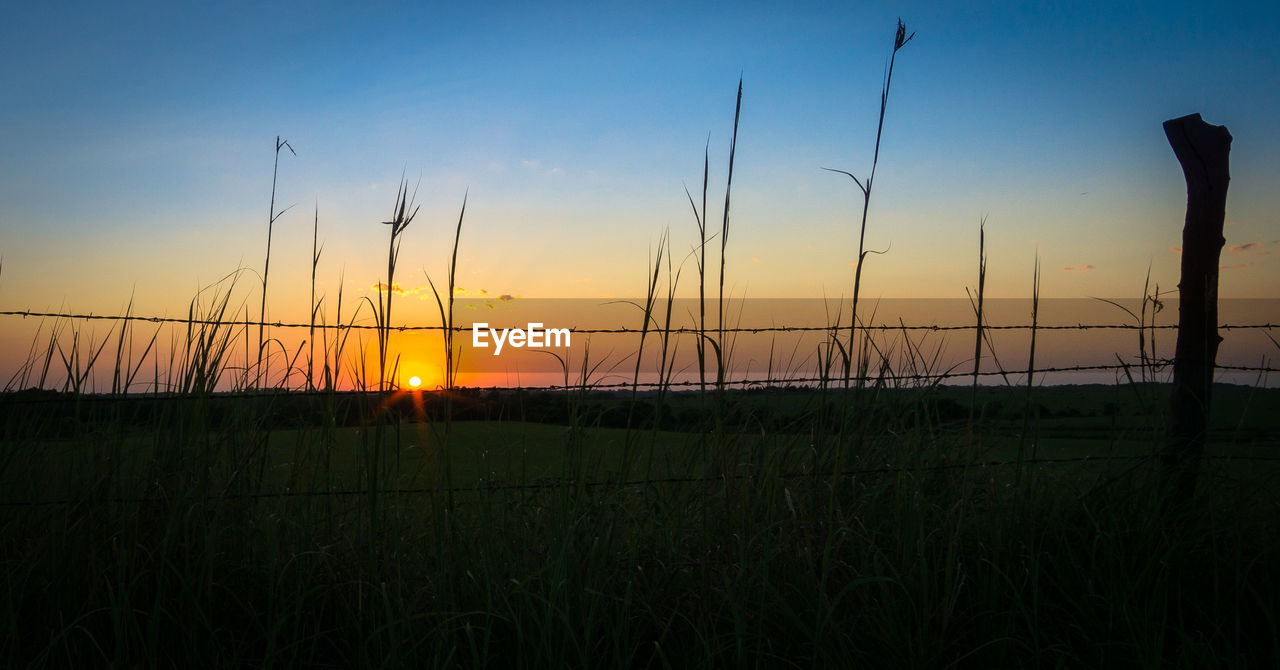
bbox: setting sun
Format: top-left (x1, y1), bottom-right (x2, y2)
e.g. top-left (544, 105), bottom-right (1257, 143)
top-left (408, 376), bottom-right (421, 388)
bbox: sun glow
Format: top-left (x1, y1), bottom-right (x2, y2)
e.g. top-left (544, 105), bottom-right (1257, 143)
top-left (400, 361), bottom-right (443, 389)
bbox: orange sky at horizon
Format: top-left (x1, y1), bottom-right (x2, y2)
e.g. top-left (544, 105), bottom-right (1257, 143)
top-left (3, 297), bottom-right (1276, 394)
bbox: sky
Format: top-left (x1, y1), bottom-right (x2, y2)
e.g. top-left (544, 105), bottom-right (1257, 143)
top-left (2, 0), bottom-right (1278, 328)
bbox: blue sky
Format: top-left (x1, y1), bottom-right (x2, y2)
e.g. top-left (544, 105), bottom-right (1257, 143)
top-left (1, 0), bottom-right (1278, 320)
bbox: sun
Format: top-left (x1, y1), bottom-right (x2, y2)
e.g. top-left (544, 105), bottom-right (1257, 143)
top-left (398, 361), bottom-right (442, 390)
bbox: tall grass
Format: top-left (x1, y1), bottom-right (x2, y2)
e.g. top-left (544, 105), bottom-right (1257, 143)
top-left (257, 136), bottom-right (295, 388)
top-left (684, 80), bottom-right (741, 400)
top-left (967, 218), bottom-right (987, 436)
top-left (684, 138), bottom-right (711, 394)
top-left (110, 294), bottom-right (160, 395)
top-left (177, 271), bottom-right (245, 395)
top-left (308, 206), bottom-right (324, 391)
top-left (717, 79), bottom-right (742, 395)
top-left (1018, 251), bottom-right (1041, 477)
top-left (375, 177), bottom-right (419, 393)
top-left (824, 19), bottom-right (914, 388)
top-left (425, 192), bottom-right (468, 390)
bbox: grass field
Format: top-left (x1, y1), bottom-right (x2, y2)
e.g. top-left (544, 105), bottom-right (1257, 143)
top-left (2, 382), bottom-right (1278, 668)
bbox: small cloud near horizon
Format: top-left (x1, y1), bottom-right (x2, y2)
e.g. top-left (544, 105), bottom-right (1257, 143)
top-left (1228, 242), bottom-right (1257, 253)
top-left (1170, 246), bottom-right (1181, 255)
top-left (522, 158), bottom-right (564, 177)
top-left (372, 281), bottom-right (436, 298)
top-left (450, 288), bottom-right (516, 308)
top-left (1062, 264), bottom-right (1095, 272)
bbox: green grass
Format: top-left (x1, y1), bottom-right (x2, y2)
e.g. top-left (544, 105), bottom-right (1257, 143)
top-left (1, 384), bottom-right (1278, 668)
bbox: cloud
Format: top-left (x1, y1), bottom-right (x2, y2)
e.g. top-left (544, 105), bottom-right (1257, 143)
top-left (450, 289), bottom-right (516, 308)
top-left (522, 159), bottom-right (564, 176)
top-left (1220, 262), bottom-right (1251, 270)
top-left (371, 281), bottom-right (432, 297)
top-left (1170, 246), bottom-right (1181, 255)
top-left (1061, 264), bottom-right (1095, 272)
top-left (1228, 242), bottom-right (1257, 253)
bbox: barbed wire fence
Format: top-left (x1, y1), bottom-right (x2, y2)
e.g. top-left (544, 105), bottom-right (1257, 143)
top-left (0, 308), bottom-right (1276, 399)
top-left (3, 308), bottom-right (1276, 333)
top-left (1, 307), bottom-right (1277, 508)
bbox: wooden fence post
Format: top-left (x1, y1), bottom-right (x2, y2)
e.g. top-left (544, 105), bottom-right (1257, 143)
top-left (1162, 113), bottom-right (1232, 513)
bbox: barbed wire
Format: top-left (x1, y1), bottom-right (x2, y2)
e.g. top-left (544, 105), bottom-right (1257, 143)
top-left (3, 311), bottom-right (1274, 509)
top-left (4, 453), bottom-right (1277, 508)
top-left (1, 362), bottom-right (1276, 404)
top-left (2, 309), bottom-right (1276, 334)
top-left (2, 308), bottom-right (1274, 399)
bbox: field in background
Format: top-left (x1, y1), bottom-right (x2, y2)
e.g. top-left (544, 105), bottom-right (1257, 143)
top-left (2, 368), bottom-right (1279, 667)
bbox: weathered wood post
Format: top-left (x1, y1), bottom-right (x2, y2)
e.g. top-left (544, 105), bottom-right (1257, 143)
top-left (1162, 113), bottom-right (1232, 513)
